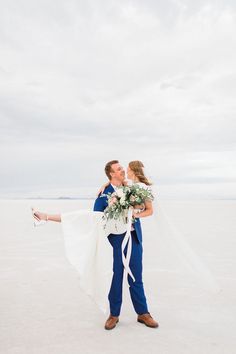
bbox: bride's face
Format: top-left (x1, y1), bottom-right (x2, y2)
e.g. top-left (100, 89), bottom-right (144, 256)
top-left (127, 166), bottom-right (135, 180)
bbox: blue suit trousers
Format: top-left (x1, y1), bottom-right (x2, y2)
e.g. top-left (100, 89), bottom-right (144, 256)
top-left (107, 230), bottom-right (149, 316)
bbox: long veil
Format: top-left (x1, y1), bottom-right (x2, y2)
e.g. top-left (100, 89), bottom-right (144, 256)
top-left (141, 198), bottom-right (221, 294)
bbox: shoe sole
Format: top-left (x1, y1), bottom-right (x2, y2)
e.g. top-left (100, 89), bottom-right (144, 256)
top-left (137, 319), bottom-right (159, 328)
top-left (104, 319), bottom-right (119, 330)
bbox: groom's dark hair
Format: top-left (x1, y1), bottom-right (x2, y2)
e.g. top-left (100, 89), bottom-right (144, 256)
top-left (105, 160), bottom-right (119, 180)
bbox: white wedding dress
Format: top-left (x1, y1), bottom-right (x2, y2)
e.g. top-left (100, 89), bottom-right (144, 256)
top-left (61, 210), bottom-right (112, 313)
top-left (60, 182), bottom-right (148, 313)
top-left (60, 183), bottom-right (221, 314)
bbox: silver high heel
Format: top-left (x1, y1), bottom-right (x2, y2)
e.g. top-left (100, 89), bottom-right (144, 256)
top-left (31, 207), bottom-right (48, 227)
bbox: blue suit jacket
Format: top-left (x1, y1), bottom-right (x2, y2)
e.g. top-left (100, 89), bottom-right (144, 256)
top-left (93, 184), bottom-right (143, 243)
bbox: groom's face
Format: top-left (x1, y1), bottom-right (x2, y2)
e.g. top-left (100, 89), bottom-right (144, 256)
top-left (110, 163), bottom-right (125, 182)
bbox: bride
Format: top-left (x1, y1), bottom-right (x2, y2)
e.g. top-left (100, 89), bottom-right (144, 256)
top-left (32, 160), bottom-right (157, 326)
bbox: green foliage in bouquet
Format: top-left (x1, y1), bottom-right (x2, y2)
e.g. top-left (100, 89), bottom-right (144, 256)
top-left (102, 184), bottom-right (154, 224)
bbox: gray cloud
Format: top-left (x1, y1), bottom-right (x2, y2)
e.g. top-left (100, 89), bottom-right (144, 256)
top-left (0, 0), bottom-right (236, 198)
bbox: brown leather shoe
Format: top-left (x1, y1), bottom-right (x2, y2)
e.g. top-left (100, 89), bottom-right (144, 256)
top-left (137, 313), bottom-right (159, 328)
top-left (104, 315), bottom-right (119, 330)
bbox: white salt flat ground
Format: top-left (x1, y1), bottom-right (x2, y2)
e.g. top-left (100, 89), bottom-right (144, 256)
top-left (0, 199), bottom-right (236, 354)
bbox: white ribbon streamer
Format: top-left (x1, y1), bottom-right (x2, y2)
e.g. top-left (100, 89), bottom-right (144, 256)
top-left (121, 208), bottom-right (135, 283)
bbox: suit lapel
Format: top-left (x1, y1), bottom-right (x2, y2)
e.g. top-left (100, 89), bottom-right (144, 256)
top-left (106, 184), bottom-right (115, 194)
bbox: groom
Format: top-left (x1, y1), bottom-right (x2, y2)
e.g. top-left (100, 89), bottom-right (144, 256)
top-left (93, 160), bottom-right (159, 330)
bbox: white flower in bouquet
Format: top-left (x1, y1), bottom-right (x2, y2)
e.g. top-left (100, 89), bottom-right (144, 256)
top-left (116, 188), bottom-right (125, 198)
top-left (129, 195), bottom-right (136, 203)
top-left (120, 195), bottom-right (126, 206)
top-left (102, 184), bottom-right (154, 230)
top-left (108, 195), bottom-right (118, 206)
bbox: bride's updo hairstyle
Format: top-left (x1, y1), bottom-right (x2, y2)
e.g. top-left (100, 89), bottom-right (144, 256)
top-left (129, 160), bottom-right (152, 186)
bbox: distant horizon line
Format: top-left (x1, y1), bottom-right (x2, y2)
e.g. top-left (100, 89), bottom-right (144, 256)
top-left (1, 196), bottom-right (236, 201)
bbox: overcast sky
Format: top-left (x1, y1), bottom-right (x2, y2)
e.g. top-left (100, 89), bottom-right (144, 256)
top-left (0, 0), bottom-right (236, 198)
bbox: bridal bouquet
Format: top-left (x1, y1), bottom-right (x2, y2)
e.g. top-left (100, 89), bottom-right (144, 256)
top-left (102, 184), bottom-right (154, 225)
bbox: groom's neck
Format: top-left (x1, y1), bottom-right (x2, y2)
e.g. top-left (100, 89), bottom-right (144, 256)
top-left (110, 179), bottom-right (123, 187)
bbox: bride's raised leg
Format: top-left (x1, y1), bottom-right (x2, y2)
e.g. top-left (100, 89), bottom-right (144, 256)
top-left (31, 207), bottom-right (61, 226)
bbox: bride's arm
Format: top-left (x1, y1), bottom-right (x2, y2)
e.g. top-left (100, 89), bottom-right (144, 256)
top-left (47, 214), bottom-right (61, 222)
top-left (97, 179), bottom-right (129, 196)
top-left (33, 210), bottom-right (61, 222)
top-left (97, 181), bottom-right (110, 196)
top-left (132, 200), bottom-right (153, 218)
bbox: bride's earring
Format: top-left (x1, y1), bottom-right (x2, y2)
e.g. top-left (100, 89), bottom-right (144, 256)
top-left (31, 207), bottom-right (48, 227)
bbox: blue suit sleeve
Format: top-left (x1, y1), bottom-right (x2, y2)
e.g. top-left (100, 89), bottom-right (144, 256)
top-left (93, 194), bottom-right (107, 212)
